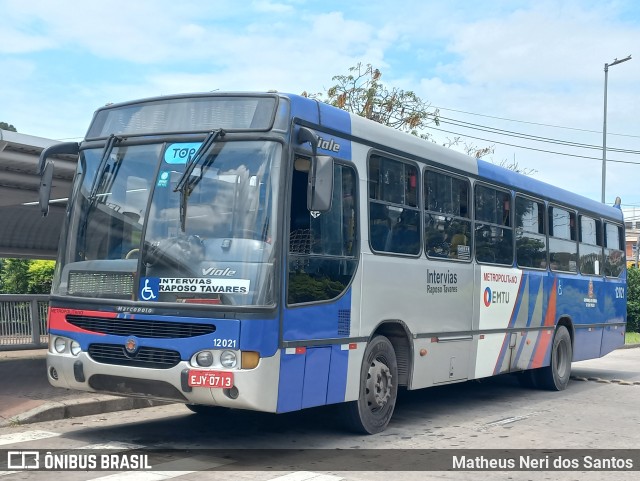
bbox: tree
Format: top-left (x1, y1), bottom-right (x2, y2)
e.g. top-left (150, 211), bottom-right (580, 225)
top-left (626, 267), bottom-right (640, 332)
top-left (0, 258), bottom-right (30, 294)
top-left (303, 63), bottom-right (440, 138)
top-left (0, 122), bottom-right (17, 132)
top-left (27, 260), bottom-right (56, 294)
top-left (307, 63), bottom-right (535, 172)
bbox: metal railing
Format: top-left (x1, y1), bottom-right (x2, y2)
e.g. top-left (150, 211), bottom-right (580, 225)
top-left (0, 294), bottom-right (49, 351)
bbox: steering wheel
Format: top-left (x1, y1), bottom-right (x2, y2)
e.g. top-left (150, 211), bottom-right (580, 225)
top-left (125, 248), bottom-right (140, 260)
top-left (143, 235), bottom-right (205, 267)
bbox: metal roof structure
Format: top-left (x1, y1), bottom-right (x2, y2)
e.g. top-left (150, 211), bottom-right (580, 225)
top-left (0, 129), bottom-right (77, 259)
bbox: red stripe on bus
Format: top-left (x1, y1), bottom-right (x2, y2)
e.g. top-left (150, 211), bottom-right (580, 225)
top-left (531, 279), bottom-right (557, 368)
top-left (48, 308), bottom-right (111, 335)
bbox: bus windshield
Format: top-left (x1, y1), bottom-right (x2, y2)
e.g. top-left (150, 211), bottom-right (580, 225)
top-left (53, 139), bottom-right (282, 307)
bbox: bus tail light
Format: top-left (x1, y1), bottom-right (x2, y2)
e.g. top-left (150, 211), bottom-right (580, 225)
top-left (241, 351), bottom-right (260, 369)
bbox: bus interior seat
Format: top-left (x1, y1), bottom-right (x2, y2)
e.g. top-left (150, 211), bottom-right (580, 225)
top-left (370, 223), bottom-right (390, 251)
top-left (385, 222), bottom-right (419, 254)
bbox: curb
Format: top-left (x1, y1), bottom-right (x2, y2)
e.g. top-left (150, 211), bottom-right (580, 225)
top-left (1, 396), bottom-right (170, 427)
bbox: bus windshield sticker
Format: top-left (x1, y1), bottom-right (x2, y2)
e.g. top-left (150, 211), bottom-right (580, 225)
top-left (156, 171), bottom-right (170, 187)
top-left (159, 277), bottom-right (250, 294)
top-left (139, 277), bottom-right (160, 301)
top-left (164, 142), bottom-right (203, 164)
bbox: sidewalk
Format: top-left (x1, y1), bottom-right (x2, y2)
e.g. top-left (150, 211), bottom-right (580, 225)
top-left (0, 349), bottom-right (165, 427)
top-left (2, 344), bottom-right (638, 428)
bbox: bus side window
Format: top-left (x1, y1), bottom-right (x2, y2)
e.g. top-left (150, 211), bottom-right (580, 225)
top-left (424, 169), bottom-right (471, 261)
top-left (368, 154), bottom-right (420, 255)
top-left (604, 222), bottom-right (625, 277)
top-left (548, 206), bottom-right (577, 272)
top-left (369, 203), bottom-right (391, 252)
top-left (385, 209), bottom-right (420, 254)
top-left (515, 196), bottom-right (547, 269)
top-left (474, 184), bottom-right (513, 265)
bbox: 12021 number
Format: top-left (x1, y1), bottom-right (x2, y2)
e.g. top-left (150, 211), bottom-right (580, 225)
top-left (213, 338), bottom-right (237, 348)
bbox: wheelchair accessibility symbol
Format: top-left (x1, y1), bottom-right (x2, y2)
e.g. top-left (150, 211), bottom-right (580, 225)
top-left (139, 278), bottom-right (159, 301)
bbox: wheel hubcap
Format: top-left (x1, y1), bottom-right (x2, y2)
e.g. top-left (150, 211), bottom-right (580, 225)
top-left (365, 359), bottom-right (393, 410)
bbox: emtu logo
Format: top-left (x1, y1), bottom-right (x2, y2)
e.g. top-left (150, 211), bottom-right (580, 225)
top-left (483, 287), bottom-right (492, 307)
top-left (483, 287), bottom-right (510, 306)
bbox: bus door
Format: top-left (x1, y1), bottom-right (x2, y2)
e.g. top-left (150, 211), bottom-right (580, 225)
top-left (279, 158), bottom-right (359, 412)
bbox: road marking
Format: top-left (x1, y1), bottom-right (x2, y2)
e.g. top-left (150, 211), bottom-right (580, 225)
top-left (79, 442), bottom-right (146, 450)
top-left (482, 411), bottom-right (543, 430)
top-left (0, 430), bottom-right (60, 446)
top-left (267, 473), bottom-right (344, 481)
top-left (89, 455), bottom-right (234, 480)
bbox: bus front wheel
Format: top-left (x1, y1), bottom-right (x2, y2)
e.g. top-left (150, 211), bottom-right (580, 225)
top-left (535, 325), bottom-right (572, 391)
top-left (342, 335), bottom-right (398, 434)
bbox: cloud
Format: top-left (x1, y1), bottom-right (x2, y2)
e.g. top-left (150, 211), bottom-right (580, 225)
top-left (2, 0), bottom-right (639, 204)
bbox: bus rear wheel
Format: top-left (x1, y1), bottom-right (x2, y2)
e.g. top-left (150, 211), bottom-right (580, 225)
top-left (342, 335), bottom-right (398, 434)
top-left (535, 325), bottom-right (572, 391)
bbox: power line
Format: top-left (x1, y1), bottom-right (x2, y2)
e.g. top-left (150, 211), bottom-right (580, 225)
top-left (429, 125), bottom-right (640, 165)
top-left (434, 105), bottom-right (640, 139)
top-left (439, 116), bottom-right (640, 154)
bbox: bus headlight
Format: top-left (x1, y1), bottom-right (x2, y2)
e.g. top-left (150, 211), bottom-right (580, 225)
top-left (54, 337), bottom-right (67, 353)
top-left (196, 351), bottom-right (214, 367)
top-left (70, 340), bottom-right (82, 356)
top-left (220, 350), bottom-right (237, 368)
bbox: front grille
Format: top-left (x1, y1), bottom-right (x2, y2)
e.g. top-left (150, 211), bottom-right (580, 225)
top-left (67, 315), bottom-right (216, 338)
top-left (88, 343), bottom-right (181, 369)
top-left (88, 374), bottom-right (187, 401)
top-left (68, 271), bottom-right (134, 298)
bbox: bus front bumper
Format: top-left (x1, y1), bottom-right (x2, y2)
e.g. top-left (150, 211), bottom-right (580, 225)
top-left (46, 350), bottom-right (281, 413)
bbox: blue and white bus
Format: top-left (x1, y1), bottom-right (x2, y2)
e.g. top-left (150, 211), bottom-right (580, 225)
top-left (40, 92), bottom-right (626, 434)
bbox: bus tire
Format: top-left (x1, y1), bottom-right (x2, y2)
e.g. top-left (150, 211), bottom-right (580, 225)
top-left (535, 325), bottom-right (572, 391)
top-left (342, 335), bottom-right (398, 434)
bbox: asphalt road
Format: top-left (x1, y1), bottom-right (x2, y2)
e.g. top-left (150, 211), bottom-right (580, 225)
top-left (0, 347), bottom-right (639, 480)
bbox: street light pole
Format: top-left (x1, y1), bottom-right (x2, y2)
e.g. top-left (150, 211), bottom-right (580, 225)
top-left (601, 54), bottom-right (631, 204)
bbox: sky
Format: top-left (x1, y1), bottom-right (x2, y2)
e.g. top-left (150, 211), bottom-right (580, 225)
top-left (1, 0), bottom-right (639, 211)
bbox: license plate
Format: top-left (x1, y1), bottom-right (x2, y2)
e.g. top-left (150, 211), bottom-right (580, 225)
top-left (187, 370), bottom-right (234, 388)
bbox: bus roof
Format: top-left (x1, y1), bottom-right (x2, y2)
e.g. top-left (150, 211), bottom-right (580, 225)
top-left (285, 93), bottom-right (623, 222)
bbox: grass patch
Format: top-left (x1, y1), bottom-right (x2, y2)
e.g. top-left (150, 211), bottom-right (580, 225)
top-left (625, 332), bottom-right (640, 345)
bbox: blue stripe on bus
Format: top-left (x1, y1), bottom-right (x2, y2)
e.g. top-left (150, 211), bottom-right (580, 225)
top-left (476, 160), bottom-right (623, 220)
top-left (526, 273), bottom-right (544, 327)
top-left (301, 346), bottom-right (332, 408)
top-left (326, 344), bottom-right (349, 404)
top-left (286, 94), bottom-right (353, 161)
top-left (276, 343), bottom-right (350, 412)
top-left (277, 289), bottom-right (353, 412)
top-left (282, 290), bottom-right (353, 340)
top-left (277, 349), bottom-right (306, 412)
top-left (493, 272), bottom-right (527, 374)
top-left (51, 313), bottom-right (281, 360)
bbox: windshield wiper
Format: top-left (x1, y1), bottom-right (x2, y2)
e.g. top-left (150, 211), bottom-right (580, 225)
top-left (88, 134), bottom-right (121, 201)
top-left (174, 128), bottom-right (226, 232)
top-left (78, 134), bottom-right (121, 259)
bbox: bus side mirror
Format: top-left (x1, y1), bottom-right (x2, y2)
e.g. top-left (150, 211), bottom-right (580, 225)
top-left (37, 141), bottom-right (79, 217)
top-left (297, 127), bottom-right (334, 212)
top-left (37, 141), bottom-right (79, 175)
top-left (307, 155), bottom-right (334, 212)
top-left (39, 161), bottom-right (54, 217)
